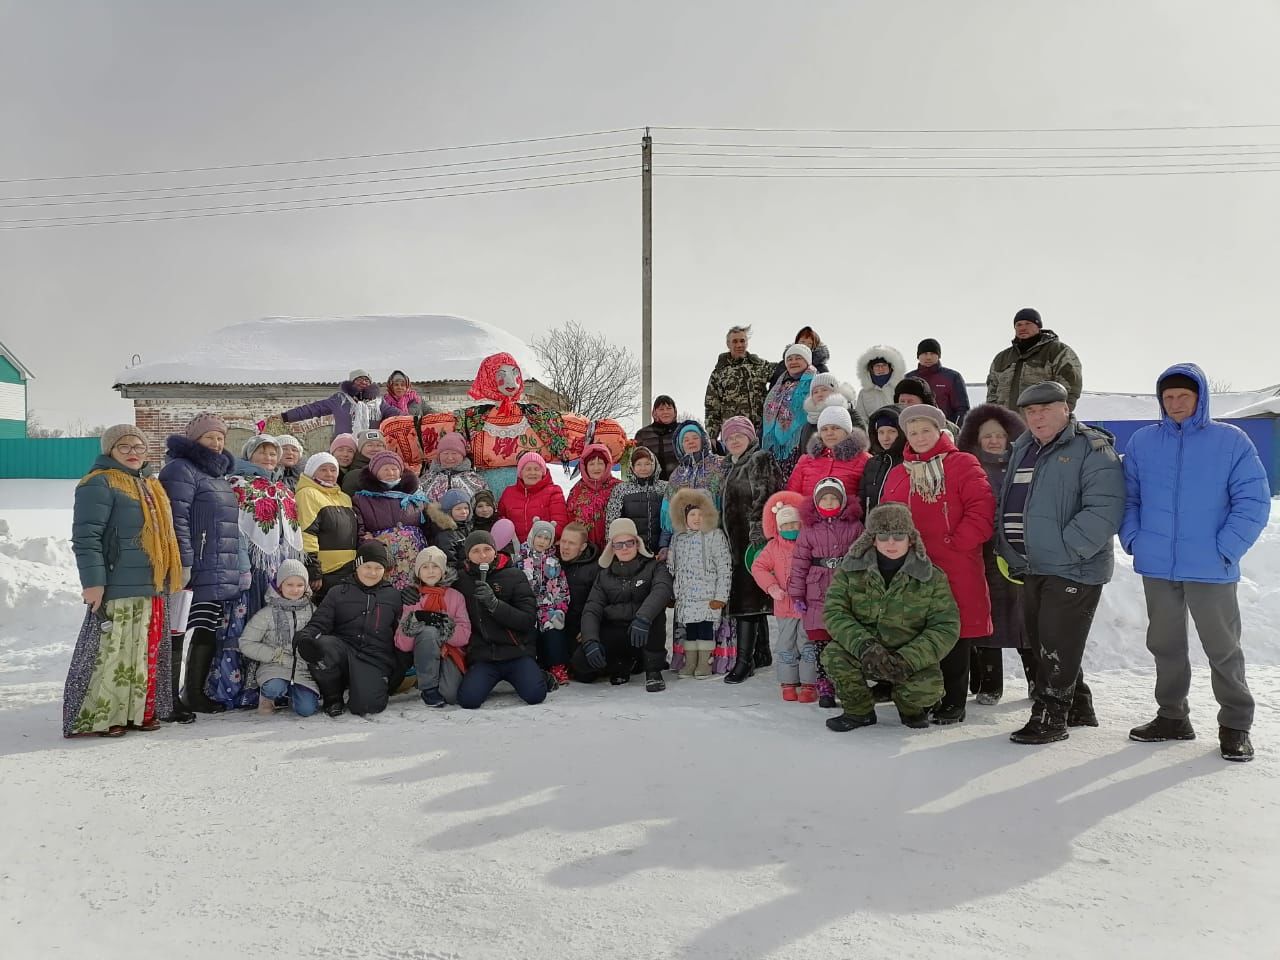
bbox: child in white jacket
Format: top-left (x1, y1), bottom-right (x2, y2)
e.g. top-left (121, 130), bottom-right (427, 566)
top-left (666, 487), bottom-right (732, 679)
top-left (240, 559), bottom-right (320, 717)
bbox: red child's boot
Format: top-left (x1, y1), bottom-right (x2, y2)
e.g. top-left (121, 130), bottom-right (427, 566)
top-left (781, 684), bottom-right (799, 702)
top-left (797, 683), bottom-right (818, 704)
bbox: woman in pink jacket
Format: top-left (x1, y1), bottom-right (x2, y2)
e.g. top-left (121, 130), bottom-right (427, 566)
top-left (751, 491), bottom-right (814, 703)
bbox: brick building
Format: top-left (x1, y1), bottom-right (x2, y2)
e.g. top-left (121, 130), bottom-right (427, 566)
top-left (114, 314), bottom-right (555, 462)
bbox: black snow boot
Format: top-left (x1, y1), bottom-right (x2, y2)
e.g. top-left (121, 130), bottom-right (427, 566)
top-left (1220, 727), bottom-right (1254, 762)
top-left (1010, 702), bottom-right (1069, 745)
top-left (1129, 716), bottom-right (1196, 742)
top-left (609, 672), bottom-right (631, 685)
top-left (826, 711), bottom-right (877, 732)
top-left (161, 633), bottom-right (196, 724)
top-left (182, 630), bottom-right (225, 714)
top-left (753, 617), bottom-right (772, 669)
top-left (724, 619), bottom-right (757, 684)
top-left (898, 709), bottom-right (930, 729)
top-left (644, 652), bottom-right (666, 693)
top-left (1067, 696), bottom-right (1098, 728)
top-left (930, 701), bottom-right (966, 726)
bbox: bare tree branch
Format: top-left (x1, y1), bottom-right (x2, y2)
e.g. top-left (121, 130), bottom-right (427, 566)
top-left (1208, 378), bottom-right (1233, 394)
top-left (530, 321), bottom-right (641, 422)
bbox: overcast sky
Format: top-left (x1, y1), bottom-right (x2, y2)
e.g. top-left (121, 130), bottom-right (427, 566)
top-left (2, 0), bottom-right (1278, 430)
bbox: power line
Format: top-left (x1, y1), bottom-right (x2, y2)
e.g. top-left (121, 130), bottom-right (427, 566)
top-left (660, 159), bottom-right (1280, 172)
top-left (659, 139), bottom-right (1280, 152)
top-left (0, 153), bottom-right (636, 210)
top-left (0, 143), bottom-right (635, 203)
top-left (0, 166), bottom-right (637, 224)
top-left (653, 122), bottom-right (1280, 134)
top-left (657, 167), bottom-right (1280, 180)
top-left (0, 127), bottom-right (643, 184)
top-left (659, 148), bottom-right (1280, 161)
top-left (0, 173), bottom-right (637, 230)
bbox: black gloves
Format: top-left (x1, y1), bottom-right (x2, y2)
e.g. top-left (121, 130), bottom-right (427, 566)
top-left (473, 581), bottom-right (498, 611)
top-left (400, 586), bottom-right (421, 606)
top-left (581, 639), bottom-right (607, 670)
top-left (414, 610), bottom-right (452, 633)
top-left (629, 616), bottom-right (651, 649)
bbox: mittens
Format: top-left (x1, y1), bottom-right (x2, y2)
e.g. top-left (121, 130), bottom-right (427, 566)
top-left (629, 617), bottom-right (651, 648)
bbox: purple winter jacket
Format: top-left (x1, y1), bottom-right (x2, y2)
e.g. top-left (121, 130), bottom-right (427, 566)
top-left (351, 468), bottom-right (456, 541)
top-left (787, 496), bottom-right (865, 633)
top-left (281, 381), bottom-right (401, 437)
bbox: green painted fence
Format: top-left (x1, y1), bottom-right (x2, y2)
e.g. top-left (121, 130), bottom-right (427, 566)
top-left (0, 437), bottom-right (103, 478)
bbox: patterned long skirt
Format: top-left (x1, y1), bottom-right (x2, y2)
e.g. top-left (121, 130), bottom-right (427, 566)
top-left (63, 596), bottom-right (170, 737)
top-left (372, 525), bottom-right (428, 591)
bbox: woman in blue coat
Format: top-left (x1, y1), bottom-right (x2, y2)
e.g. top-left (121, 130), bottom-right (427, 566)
top-left (159, 413), bottom-right (248, 713)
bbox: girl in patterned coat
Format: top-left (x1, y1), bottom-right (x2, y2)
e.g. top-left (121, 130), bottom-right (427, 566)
top-left (667, 488), bottom-right (733, 679)
top-left (518, 519), bottom-right (571, 684)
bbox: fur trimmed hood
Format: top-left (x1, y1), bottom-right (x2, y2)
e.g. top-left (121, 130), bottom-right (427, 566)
top-left (854, 344), bottom-right (907, 391)
top-left (356, 466), bottom-right (422, 497)
top-left (761, 490), bottom-right (805, 540)
top-left (840, 526), bottom-right (933, 581)
top-left (164, 434), bottom-right (236, 478)
top-left (957, 403), bottom-right (1027, 455)
top-left (804, 427), bottom-right (870, 460)
top-left (669, 487), bottom-right (720, 533)
top-left (803, 381), bottom-right (857, 417)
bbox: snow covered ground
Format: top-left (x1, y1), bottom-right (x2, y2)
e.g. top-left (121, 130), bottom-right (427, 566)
top-left (3, 481), bottom-right (1279, 959)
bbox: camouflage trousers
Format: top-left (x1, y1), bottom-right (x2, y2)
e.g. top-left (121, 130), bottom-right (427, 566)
top-left (822, 644), bottom-right (943, 716)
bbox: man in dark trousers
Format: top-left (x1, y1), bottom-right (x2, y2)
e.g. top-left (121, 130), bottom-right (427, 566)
top-left (1120, 363), bottom-right (1270, 762)
top-left (996, 381), bottom-right (1125, 745)
top-left (634, 395), bottom-right (681, 479)
top-left (911, 338), bottom-right (971, 426)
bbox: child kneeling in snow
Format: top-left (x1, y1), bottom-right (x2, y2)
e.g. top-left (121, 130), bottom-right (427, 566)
top-left (239, 559), bottom-right (321, 717)
top-left (294, 540), bottom-right (411, 717)
top-left (519, 519), bottom-right (571, 686)
top-left (666, 488), bottom-right (731, 679)
top-left (751, 491), bottom-right (813, 702)
top-left (398, 546), bottom-right (471, 707)
top-left (821, 503), bottom-right (960, 731)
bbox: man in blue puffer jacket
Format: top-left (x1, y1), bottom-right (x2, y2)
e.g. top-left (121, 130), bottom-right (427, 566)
top-left (1120, 363), bottom-right (1270, 762)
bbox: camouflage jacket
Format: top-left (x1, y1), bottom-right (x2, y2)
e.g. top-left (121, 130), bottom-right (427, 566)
top-left (985, 329), bottom-right (1083, 410)
top-left (822, 530), bottom-right (960, 672)
top-left (704, 351), bottom-right (775, 437)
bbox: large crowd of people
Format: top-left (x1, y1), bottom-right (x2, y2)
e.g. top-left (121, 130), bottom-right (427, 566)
top-left (64, 313), bottom-right (1271, 762)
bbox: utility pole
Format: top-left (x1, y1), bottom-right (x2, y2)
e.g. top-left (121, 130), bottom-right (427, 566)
top-left (641, 128), bottom-right (653, 418)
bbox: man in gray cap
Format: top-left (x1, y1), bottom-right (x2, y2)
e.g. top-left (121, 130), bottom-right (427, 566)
top-left (996, 380), bottom-right (1125, 745)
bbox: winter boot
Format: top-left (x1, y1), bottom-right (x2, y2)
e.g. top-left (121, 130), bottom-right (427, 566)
top-left (549, 664), bottom-right (570, 687)
top-left (322, 697), bottom-right (346, 718)
top-left (421, 688), bottom-right (447, 707)
top-left (781, 683), bottom-right (799, 702)
top-left (693, 642), bottom-right (714, 678)
top-left (1010, 702), bottom-right (1069, 745)
top-left (678, 647), bottom-right (697, 679)
top-left (1129, 716), bottom-right (1195, 742)
top-left (182, 631), bottom-right (225, 714)
top-left (898, 709), bottom-right (930, 729)
top-left (975, 690), bottom-right (1003, 706)
top-left (1067, 696), bottom-right (1098, 728)
top-left (826, 711), bottom-right (877, 732)
top-left (797, 683), bottom-right (818, 704)
top-left (257, 696), bottom-right (275, 716)
top-left (930, 701), bottom-right (966, 726)
top-left (754, 618), bottom-right (772, 669)
top-left (644, 652), bottom-right (666, 693)
top-left (1219, 726), bottom-right (1254, 762)
top-left (161, 633), bottom-right (196, 724)
top-left (818, 694), bottom-right (838, 709)
top-left (609, 673), bottom-right (631, 686)
top-left (724, 619), bottom-right (756, 684)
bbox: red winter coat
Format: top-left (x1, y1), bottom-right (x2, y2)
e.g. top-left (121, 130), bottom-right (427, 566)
top-left (786, 432), bottom-right (871, 500)
top-left (565, 444), bottom-right (621, 549)
top-left (880, 432), bottom-right (995, 638)
top-left (498, 470), bottom-right (568, 544)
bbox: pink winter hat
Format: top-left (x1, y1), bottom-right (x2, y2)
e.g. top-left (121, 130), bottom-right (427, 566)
top-left (330, 433), bottom-right (357, 455)
top-left (184, 413), bottom-right (227, 442)
top-left (369, 450), bottom-right (404, 476)
top-left (517, 451), bottom-right (547, 477)
top-left (719, 416), bottom-right (757, 444)
top-left (437, 432), bottom-right (468, 457)
top-left (491, 518), bottom-right (516, 551)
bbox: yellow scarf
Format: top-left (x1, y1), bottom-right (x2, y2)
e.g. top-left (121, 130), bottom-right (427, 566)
top-left (79, 468), bottom-right (184, 594)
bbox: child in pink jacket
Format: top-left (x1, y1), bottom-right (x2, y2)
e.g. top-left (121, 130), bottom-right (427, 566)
top-left (751, 491), bottom-right (813, 703)
top-left (398, 547), bottom-right (471, 707)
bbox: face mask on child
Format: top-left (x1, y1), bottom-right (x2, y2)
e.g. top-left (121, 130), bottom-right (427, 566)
top-left (780, 529), bottom-right (800, 541)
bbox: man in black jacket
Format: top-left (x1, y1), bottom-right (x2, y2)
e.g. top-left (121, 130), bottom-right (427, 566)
top-left (452, 531), bottom-right (547, 709)
top-left (633, 395), bottom-right (681, 479)
top-left (295, 540), bottom-right (411, 717)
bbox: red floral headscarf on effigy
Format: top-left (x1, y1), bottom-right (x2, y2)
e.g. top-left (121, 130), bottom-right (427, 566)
top-left (467, 353), bottom-right (526, 417)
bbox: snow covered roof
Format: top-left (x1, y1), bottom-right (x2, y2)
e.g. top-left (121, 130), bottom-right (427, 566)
top-left (966, 383), bottom-right (1280, 422)
top-left (114, 315), bottom-right (546, 387)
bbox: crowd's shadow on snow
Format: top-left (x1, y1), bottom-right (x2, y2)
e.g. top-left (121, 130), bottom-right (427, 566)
top-left (281, 679), bottom-right (1228, 960)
